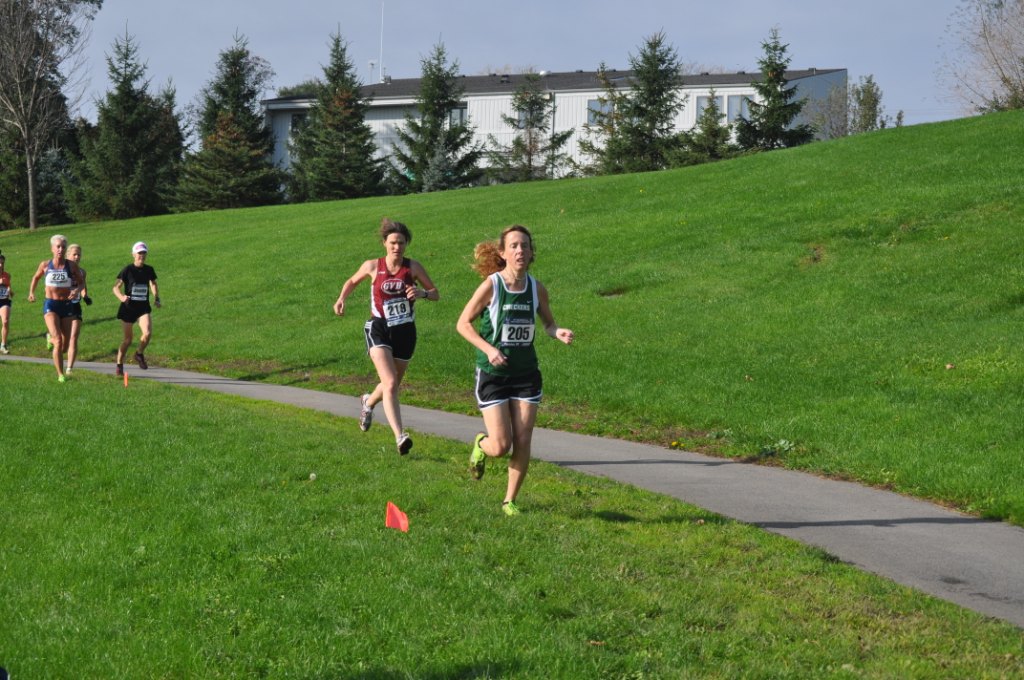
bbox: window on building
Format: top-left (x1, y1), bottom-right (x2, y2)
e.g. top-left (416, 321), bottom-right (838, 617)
top-left (727, 95), bottom-right (750, 123)
top-left (290, 113), bottom-right (307, 133)
top-left (449, 107), bottom-right (468, 127)
top-left (695, 96), bottom-right (725, 121)
top-left (587, 98), bottom-right (612, 125)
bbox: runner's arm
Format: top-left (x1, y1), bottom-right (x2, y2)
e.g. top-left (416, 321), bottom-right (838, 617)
top-left (334, 259), bottom-right (374, 316)
top-left (27, 261), bottom-right (46, 302)
top-left (456, 279), bottom-right (507, 367)
top-left (407, 260), bottom-right (439, 301)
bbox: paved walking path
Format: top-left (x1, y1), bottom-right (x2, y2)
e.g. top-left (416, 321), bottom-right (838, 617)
top-left (6, 355), bottom-right (1024, 629)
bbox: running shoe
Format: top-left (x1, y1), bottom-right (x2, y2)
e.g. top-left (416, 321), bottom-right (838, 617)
top-left (397, 433), bottom-right (413, 456)
top-left (469, 433), bottom-right (487, 480)
top-left (57, 375), bottom-right (66, 384)
top-left (0, 344), bottom-right (8, 354)
top-left (358, 394), bottom-right (373, 432)
top-left (45, 335), bottom-right (53, 350)
top-left (502, 501), bottom-right (521, 517)
top-left (114, 363), bottom-right (124, 377)
top-left (134, 352), bottom-right (148, 370)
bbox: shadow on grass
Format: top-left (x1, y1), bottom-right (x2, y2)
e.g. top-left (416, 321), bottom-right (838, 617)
top-left (339, 660), bottom-right (520, 679)
top-left (10, 312), bottom-right (118, 343)
top-left (588, 509), bottom-right (729, 526)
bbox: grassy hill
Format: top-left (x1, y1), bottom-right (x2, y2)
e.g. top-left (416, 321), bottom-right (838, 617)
top-left (2, 110), bottom-right (1023, 527)
top-left (4, 114), bottom-right (1024, 676)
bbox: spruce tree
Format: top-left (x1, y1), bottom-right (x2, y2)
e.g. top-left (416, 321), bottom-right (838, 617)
top-left (174, 111), bottom-right (284, 211)
top-left (288, 32), bottom-right (382, 202)
top-left (735, 28), bottom-right (814, 151)
top-left (387, 42), bottom-right (481, 193)
top-left (580, 32), bottom-right (685, 174)
top-left (487, 72), bottom-right (574, 182)
top-left (65, 33), bottom-right (183, 221)
top-left (0, 131), bottom-right (24, 228)
top-left (675, 88), bottom-right (737, 165)
top-left (176, 35), bottom-right (282, 210)
top-left (577, 63), bottom-right (628, 176)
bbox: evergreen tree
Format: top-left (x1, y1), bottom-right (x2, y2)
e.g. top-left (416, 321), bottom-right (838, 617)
top-left (487, 72), bottom-right (574, 182)
top-left (735, 28), bottom-right (814, 151)
top-left (1, 133), bottom-right (75, 229)
top-left (197, 35), bottom-right (273, 147)
top-left (0, 130), bottom-right (24, 228)
top-left (387, 42), bottom-right (482, 193)
top-left (674, 88), bottom-right (737, 165)
top-left (176, 35), bottom-right (282, 209)
top-left (419, 134), bottom-right (455, 193)
top-left (174, 111), bottom-right (284, 212)
top-left (577, 63), bottom-right (628, 176)
top-left (580, 32), bottom-right (685, 174)
top-left (288, 32), bottom-right (382, 202)
top-left (65, 33), bottom-right (183, 221)
top-left (277, 80), bottom-right (322, 98)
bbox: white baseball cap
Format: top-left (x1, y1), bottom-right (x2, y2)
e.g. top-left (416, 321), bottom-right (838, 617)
top-left (132, 241), bottom-right (148, 254)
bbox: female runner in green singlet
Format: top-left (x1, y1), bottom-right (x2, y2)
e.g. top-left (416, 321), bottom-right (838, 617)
top-left (456, 225), bottom-right (574, 516)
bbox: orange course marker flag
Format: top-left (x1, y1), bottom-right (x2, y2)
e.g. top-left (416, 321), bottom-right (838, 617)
top-left (385, 501), bottom-right (409, 532)
top-left (123, 372), bottom-right (129, 387)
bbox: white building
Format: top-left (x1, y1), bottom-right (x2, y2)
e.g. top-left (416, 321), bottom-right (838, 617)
top-left (263, 68), bottom-right (847, 175)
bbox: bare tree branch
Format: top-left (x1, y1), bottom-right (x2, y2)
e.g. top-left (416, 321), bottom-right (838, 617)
top-left (0, 0), bottom-right (98, 228)
top-left (941, 0), bottom-right (1024, 113)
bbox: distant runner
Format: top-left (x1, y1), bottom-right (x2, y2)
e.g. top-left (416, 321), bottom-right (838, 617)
top-left (0, 250), bottom-right (12, 355)
top-left (113, 241), bottom-right (161, 376)
top-left (65, 243), bottom-right (92, 374)
top-left (28, 234), bottom-right (84, 382)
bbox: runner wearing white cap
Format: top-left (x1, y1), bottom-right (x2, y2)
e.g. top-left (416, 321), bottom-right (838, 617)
top-left (112, 241), bottom-right (161, 376)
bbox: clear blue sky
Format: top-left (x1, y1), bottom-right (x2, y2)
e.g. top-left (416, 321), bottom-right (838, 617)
top-left (79, 0), bottom-right (965, 126)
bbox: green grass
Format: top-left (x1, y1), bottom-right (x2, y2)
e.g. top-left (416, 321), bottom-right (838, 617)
top-left (2, 361), bottom-right (1022, 678)
top-left (3, 112), bottom-right (1023, 525)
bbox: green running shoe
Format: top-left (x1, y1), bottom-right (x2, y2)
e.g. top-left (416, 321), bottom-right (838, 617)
top-left (469, 433), bottom-right (487, 480)
top-left (502, 501), bottom-right (521, 516)
top-left (45, 335), bottom-right (53, 350)
top-left (57, 374), bottom-right (66, 383)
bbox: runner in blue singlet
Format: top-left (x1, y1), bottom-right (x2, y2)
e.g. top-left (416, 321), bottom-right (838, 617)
top-left (27, 234), bottom-right (84, 382)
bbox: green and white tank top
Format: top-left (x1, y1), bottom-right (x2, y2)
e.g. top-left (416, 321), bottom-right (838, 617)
top-left (476, 273), bottom-right (539, 377)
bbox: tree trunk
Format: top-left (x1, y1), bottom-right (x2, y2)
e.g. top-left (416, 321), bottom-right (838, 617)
top-left (25, 149), bottom-right (37, 230)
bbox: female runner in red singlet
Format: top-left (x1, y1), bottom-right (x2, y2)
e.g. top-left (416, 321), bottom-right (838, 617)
top-left (333, 218), bottom-right (439, 455)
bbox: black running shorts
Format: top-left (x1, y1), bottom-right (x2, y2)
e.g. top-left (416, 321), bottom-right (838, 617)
top-left (363, 317), bottom-right (417, 362)
top-left (474, 367), bottom-right (542, 410)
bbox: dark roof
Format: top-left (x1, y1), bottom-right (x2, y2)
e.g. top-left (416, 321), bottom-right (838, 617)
top-left (263, 68), bottom-right (844, 105)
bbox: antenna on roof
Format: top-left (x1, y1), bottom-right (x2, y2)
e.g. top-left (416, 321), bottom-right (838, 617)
top-left (378, 0), bottom-right (386, 83)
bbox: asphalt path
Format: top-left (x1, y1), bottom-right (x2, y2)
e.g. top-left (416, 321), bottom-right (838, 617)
top-left (6, 355), bottom-right (1024, 629)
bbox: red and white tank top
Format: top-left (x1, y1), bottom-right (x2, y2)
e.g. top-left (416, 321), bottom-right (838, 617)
top-left (370, 257), bottom-right (416, 327)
